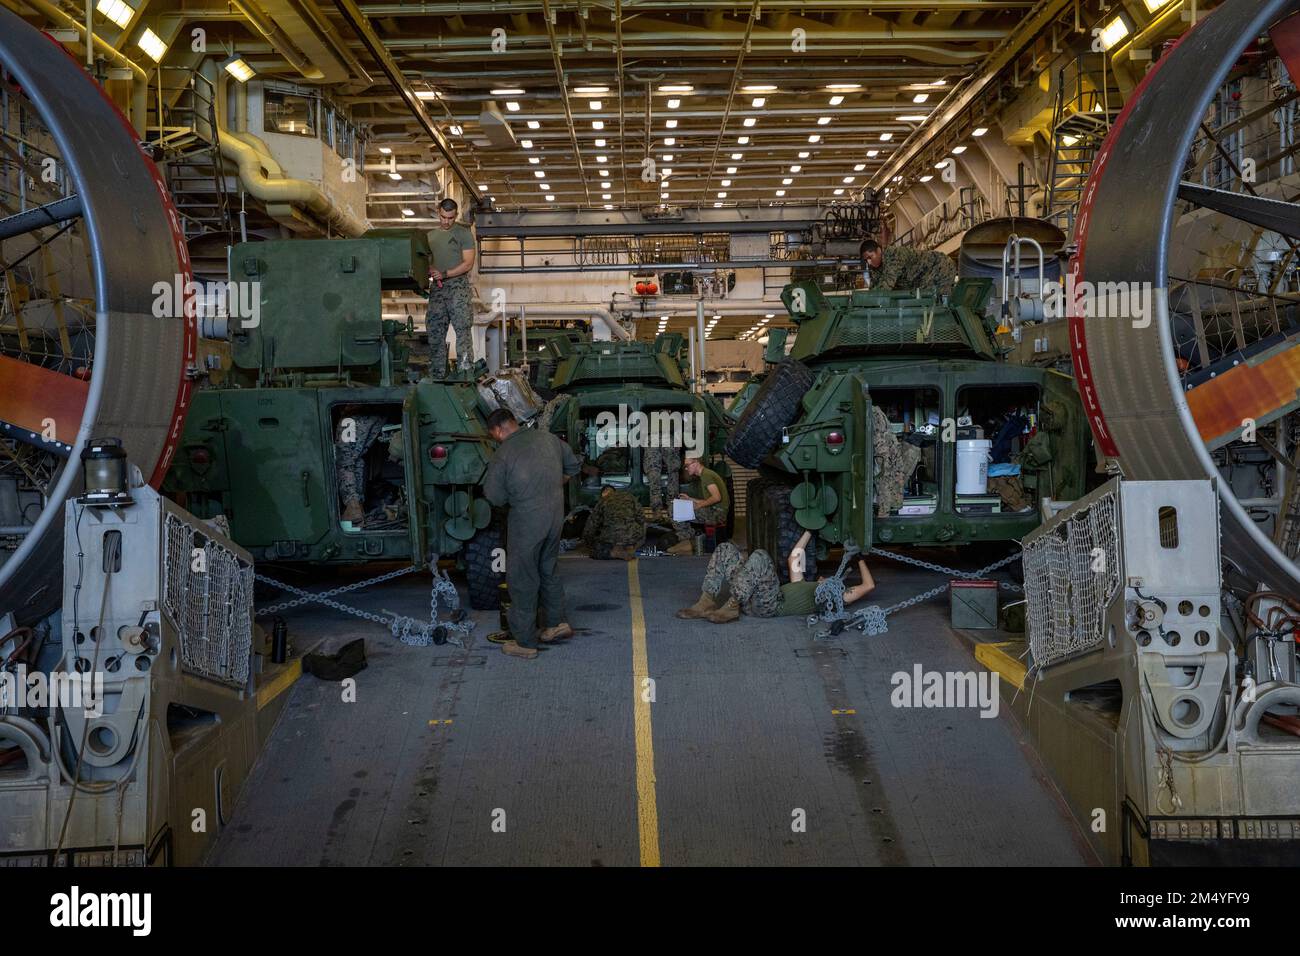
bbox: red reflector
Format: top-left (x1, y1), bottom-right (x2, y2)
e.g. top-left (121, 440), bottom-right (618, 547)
top-left (189, 447), bottom-right (211, 465)
top-left (430, 444), bottom-right (449, 461)
top-left (826, 431), bottom-right (845, 445)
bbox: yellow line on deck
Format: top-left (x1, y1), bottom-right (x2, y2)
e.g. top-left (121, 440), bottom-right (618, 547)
top-left (627, 559), bottom-right (661, 867)
top-left (974, 641), bottom-right (1027, 692)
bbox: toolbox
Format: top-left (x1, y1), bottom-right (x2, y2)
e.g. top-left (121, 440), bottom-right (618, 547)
top-left (950, 579), bottom-right (1000, 629)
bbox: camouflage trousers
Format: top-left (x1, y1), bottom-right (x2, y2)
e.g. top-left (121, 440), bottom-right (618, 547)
top-left (701, 542), bottom-right (782, 617)
top-left (643, 445), bottom-right (682, 510)
top-left (336, 414), bottom-right (384, 506)
top-left (920, 255), bottom-right (958, 298)
top-left (424, 275), bottom-right (475, 378)
top-left (674, 499), bottom-right (728, 539)
top-left (872, 406), bottom-right (922, 517)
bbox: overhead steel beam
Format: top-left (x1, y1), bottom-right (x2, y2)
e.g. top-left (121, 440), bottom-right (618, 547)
top-left (0, 195), bottom-right (82, 242)
top-left (330, 0), bottom-right (480, 199)
top-left (539, 0), bottom-right (591, 205)
top-left (869, 0), bottom-right (1075, 193)
top-left (1177, 181), bottom-right (1300, 240)
top-left (475, 204), bottom-right (833, 237)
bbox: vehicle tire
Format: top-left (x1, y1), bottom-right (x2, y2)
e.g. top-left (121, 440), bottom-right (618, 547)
top-left (465, 522), bottom-right (505, 610)
top-left (766, 483), bottom-right (816, 583)
top-left (745, 475), bottom-right (771, 552)
top-left (724, 358), bottom-right (814, 467)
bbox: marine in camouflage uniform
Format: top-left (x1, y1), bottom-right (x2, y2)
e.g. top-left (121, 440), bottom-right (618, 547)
top-left (335, 413), bottom-right (385, 521)
top-left (699, 542), bottom-right (783, 617)
top-left (672, 462), bottom-right (729, 539)
top-left (643, 444), bottom-right (682, 511)
top-left (424, 275), bottom-right (475, 379)
top-left (582, 487), bottom-right (646, 559)
top-left (871, 406), bottom-right (922, 517)
top-left (871, 245), bottom-right (957, 298)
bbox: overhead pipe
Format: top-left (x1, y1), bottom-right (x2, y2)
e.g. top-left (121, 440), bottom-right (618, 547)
top-left (466, 302), bottom-right (634, 341)
top-left (212, 70), bottom-right (368, 236)
top-left (8, 0), bottom-right (147, 81)
top-left (227, 0), bottom-right (324, 79)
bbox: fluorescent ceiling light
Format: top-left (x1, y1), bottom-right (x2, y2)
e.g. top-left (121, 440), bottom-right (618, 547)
top-left (721, 179), bottom-right (731, 186)
top-left (832, 189), bottom-right (845, 196)
top-left (539, 183), bottom-right (550, 190)
top-left (742, 84), bottom-right (777, 93)
top-left (1061, 135), bottom-right (1079, 147)
top-left (731, 152), bottom-right (743, 160)
top-left (378, 146), bottom-right (392, 155)
top-left (665, 119), bottom-right (678, 129)
top-left (880, 133), bottom-right (893, 141)
top-left (415, 90), bottom-right (440, 100)
top-left (528, 157), bottom-right (540, 164)
top-left (817, 116), bottom-right (831, 125)
top-left (491, 87), bottom-right (525, 95)
top-left (829, 95), bottom-right (844, 106)
top-left (713, 202), bottom-right (722, 208)
top-left (661, 168), bottom-right (672, 176)
top-left (574, 85), bottom-right (608, 94)
top-left (592, 120), bottom-right (605, 129)
top-left (602, 193), bottom-right (612, 199)
top-left (664, 154), bottom-right (675, 161)
top-left (661, 192), bottom-right (669, 199)
top-left (825, 83), bottom-right (862, 91)
top-left (919, 175), bottom-right (933, 182)
top-left (96, 0), bottom-right (134, 28)
top-left (781, 177), bottom-right (793, 185)
top-left (973, 126), bottom-right (988, 137)
top-left (589, 100), bottom-right (602, 110)
top-left (664, 137), bottom-right (675, 145)
top-left (751, 97), bottom-right (766, 108)
top-left (224, 58), bottom-right (255, 82)
top-left (853, 163), bottom-right (866, 171)
top-left (798, 151), bottom-right (810, 159)
top-left (546, 195), bottom-right (555, 202)
top-left (737, 136), bottom-right (750, 144)
top-left (449, 125), bottom-right (463, 135)
top-left (505, 101), bottom-right (521, 112)
top-left (478, 184), bottom-right (488, 191)
top-left (527, 120), bottom-right (540, 129)
top-left (388, 172), bottom-right (402, 181)
top-left (1098, 14), bottom-right (1130, 51)
top-left (520, 139), bottom-right (533, 148)
top-left (668, 98), bottom-right (681, 109)
top-left (595, 138), bottom-right (606, 147)
top-left (913, 93), bottom-right (929, 104)
top-left (534, 170), bottom-right (545, 178)
top-left (951, 145), bottom-right (967, 154)
top-left (807, 134), bottom-right (820, 143)
top-left (743, 117), bottom-right (757, 127)
top-left (843, 176), bottom-right (855, 183)
top-left (725, 166), bottom-right (736, 174)
top-left (402, 208), bottom-right (414, 216)
top-left (136, 27), bottom-right (166, 62)
top-left (866, 150), bottom-right (878, 157)
top-left (717, 191), bottom-right (727, 198)
top-left (601, 180), bottom-right (612, 188)
top-left (897, 114), bottom-right (927, 122)
top-left (658, 84), bottom-right (694, 93)
top-left (789, 165), bottom-right (801, 172)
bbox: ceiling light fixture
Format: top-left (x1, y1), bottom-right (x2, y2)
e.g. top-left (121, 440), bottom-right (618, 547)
top-left (973, 126), bottom-right (988, 137)
top-left (829, 95), bottom-right (844, 106)
top-left (505, 101), bottom-right (521, 112)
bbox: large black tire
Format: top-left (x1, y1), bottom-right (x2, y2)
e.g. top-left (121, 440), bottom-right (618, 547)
top-left (724, 358), bottom-right (814, 467)
top-left (765, 483), bottom-right (817, 583)
top-left (464, 522), bottom-right (505, 610)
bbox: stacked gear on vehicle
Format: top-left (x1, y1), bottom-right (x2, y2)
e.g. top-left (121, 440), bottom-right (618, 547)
top-left (727, 277), bottom-right (1091, 569)
top-left (540, 332), bottom-right (735, 538)
top-left (163, 231), bottom-right (542, 610)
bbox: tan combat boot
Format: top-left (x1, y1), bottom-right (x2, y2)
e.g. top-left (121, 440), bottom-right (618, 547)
top-left (676, 593), bottom-right (718, 619)
top-left (539, 623), bottom-right (574, 643)
top-left (704, 597), bottom-right (741, 624)
top-left (500, 640), bottom-right (539, 660)
top-left (341, 499), bottom-right (364, 524)
top-left (666, 538), bottom-right (695, 556)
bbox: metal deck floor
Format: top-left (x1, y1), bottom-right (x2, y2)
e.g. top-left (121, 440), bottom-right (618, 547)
top-left (210, 552), bottom-right (1091, 867)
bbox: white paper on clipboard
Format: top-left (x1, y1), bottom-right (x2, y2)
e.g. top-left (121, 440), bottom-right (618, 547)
top-left (672, 498), bottom-right (695, 522)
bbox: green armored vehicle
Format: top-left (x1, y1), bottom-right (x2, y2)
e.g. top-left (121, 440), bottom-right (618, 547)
top-left (728, 279), bottom-right (1089, 575)
top-left (542, 333), bottom-right (734, 524)
top-left (507, 324), bottom-right (590, 397)
top-left (163, 232), bottom-right (526, 609)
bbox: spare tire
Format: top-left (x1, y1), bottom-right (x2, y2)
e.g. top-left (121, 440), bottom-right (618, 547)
top-left (724, 358), bottom-right (814, 467)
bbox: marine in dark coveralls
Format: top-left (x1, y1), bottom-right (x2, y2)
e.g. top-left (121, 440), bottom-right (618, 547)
top-left (483, 408), bottom-right (581, 659)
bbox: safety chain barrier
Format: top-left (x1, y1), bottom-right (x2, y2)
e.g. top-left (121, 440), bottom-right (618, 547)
top-left (255, 563), bottom-right (473, 648)
top-left (808, 547), bottom-right (1023, 640)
